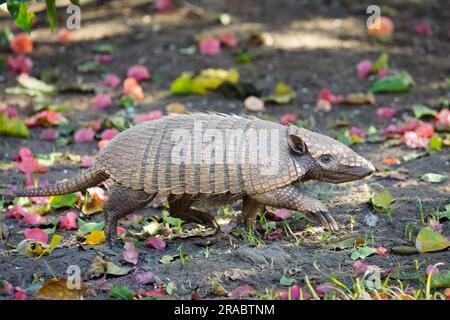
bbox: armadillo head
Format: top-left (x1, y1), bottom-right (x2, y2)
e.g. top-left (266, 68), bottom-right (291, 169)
top-left (288, 127), bottom-right (375, 183)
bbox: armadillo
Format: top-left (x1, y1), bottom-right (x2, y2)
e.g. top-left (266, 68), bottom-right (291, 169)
top-left (1, 113), bottom-right (375, 245)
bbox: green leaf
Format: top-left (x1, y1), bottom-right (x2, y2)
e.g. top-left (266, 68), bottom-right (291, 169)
top-left (77, 218), bottom-right (104, 235)
top-left (0, 114), bottom-right (29, 138)
top-left (109, 285), bottom-right (134, 300)
top-left (430, 271), bottom-right (450, 288)
top-left (324, 236), bottom-right (365, 250)
top-left (49, 193), bottom-right (77, 208)
top-left (17, 74), bottom-right (56, 95)
top-left (371, 188), bottom-right (393, 209)
top-left (369, 71), bottom-right (414, 93)
top-left (7, 1), bottom-right (35, 33)
top-left (415, 227), bottom-right (450, 253)
top-left (70, 0), bottom-right (80, 4)
top-left (420, 173), bottom-right (448, 183)
top-left (92, 44), bottom-right (115, 54)
top-left (45, 0), bottom-right (57, 31)
top-left (262, 82), bottom-right (295, 104)
top-left (162, 212), bottom-right (184, 229)
top-left (106, 262), bottom-right (132, 276)
top-left (428, 136), bottom-right (442, 151)
top-left (280, 275), bottom-right (296, 287)
top-left (158, 255), bottom-right (174, 264)
top-left (350, 247), bottom-right (377, 260)
top-left (77, 60), bottom-right (104, 73)
top-left (372, 52), bottom-right (389, 73)
top-left (412, 105), bottom-right (437, 119)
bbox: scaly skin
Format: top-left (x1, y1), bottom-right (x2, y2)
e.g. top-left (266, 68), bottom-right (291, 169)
top-left (247, 184), bottom-right (339, 231)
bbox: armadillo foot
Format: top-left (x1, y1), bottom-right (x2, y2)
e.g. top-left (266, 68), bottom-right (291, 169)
top-left (103, 184), bottom-right (154, 246)
top-left (168, 195), bottom-right (218, 230)
top-left (305, 211), bottom-right (339, 231)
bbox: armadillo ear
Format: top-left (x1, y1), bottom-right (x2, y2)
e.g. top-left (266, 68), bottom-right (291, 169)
top-left (288, 133), bottom-right (307, 154)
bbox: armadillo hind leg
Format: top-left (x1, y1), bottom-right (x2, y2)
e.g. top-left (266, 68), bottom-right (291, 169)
top-left (104, 184), bottom-right (154, 247)
top-left (242, 196), bottom-right (263, 231)
top-left (249, 184), bottom-right (339, 231)
top-left (168, 195), bottom-right (218, 229)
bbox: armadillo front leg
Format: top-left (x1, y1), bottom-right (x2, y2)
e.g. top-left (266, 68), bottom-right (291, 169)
top-left (249, 184), bottom-right (339, 231)
top-left (103, 185), bottom-right (154, 247)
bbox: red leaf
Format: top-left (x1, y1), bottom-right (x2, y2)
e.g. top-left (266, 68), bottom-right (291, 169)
top-left (26, 110), bottom-right (64, 127)
top-left (135, 272), bottom-right (155, 285)
top-left (146, 288), bottom-right (166, 297)
top-left (376, 246), bottom-right (389, 256)
top-left (127, 65), bottom-right (150, 82)
top-left (13, 287), bottom-right (27, 300)
top-left (356, 59), bottom-right (372, 79)
top-left (376, 107), bottom-right (397, 120)
top-left (402, 131), bottom-right (429, 149)
top-left (39, 128), bottom-right (59, 141)
top-left (279, 113), bottom-right (298, 126)
top-left (60, 212), bottom-right (78, 230)
top-left (123, 242), bottom-right (139, 265)
top-left (91, 94), bottom-right (112, 111)
top-left (10, 33), bottom-right (33, 54)
top-left (80, 155), bottom-right (95, 168)
top-left (267, 229), bottom-right (282, 241)
top-left (273, 209), bottom-right (293, 220)
top-left (0, 106), bottom-right (19, 119)
top-left (95, 54), bottom-right (114, 63)
top-left (99, 73), bottom-right (121, 89)
top-left (144, 236), bottom-right (166, 250)
top-left (7, 55), bottom-right (33, 74)
top-left (101, 129), bottom-right (119, 140)
top-left (317, 88), bottom-right (343, 105)
top-left (6, 205), bottom-right (28, 219)
top-left (133, 110), bottom-right (162, 124)
top-left (155, 0), bottom-right (172, 12)
top-left (23, 228), bottom-right (48, 244)
top-left (228, 285), bottom-right (255, 298)
top-left (57, 29), bottom-right (71, 43)
top-left (413, 22), bottom-right (433, 37)
top-left (122, 77), bottom-right (144, 100)
top-left (198, 38), bottom-right (221, 55)
top-left (22, 212), bottom-right (46, 225)
top-left (436, 109), bottom-right (450, 127)
top-left (218, 32), bottom-right (238, 48)
top-left (74, 128), bottom-right (95, 144)
top-left (349, 127), bottom-right (367, 138)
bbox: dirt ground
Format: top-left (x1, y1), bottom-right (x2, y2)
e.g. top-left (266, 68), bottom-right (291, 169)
top-left (0, 0), bottom-right (449, 299)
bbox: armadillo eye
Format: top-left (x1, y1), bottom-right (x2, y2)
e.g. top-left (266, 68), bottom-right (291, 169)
top-left (320, 155), bottom-right (332, 163)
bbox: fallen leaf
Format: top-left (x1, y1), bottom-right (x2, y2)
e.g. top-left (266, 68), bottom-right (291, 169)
top-left (85, 230), bottom-right (105, 245)
top-left (279, 113), bottom-right (298, 126)
top-left (122, 77), bottom-right (144, 100)
top-left (263, 82), bottom-right (296, 104)
top-left (430, 271), bottom-right (450, 288)
top-left (39, 128), bottom-right (59, 141)
top-left (158, 255), bottom-right (174, 264)
top-left (106, 261), bottom-right (132, 276)
top-left (367, 16), bottom-right (394, 37)
top-left (166, 102), bottom-right (186, 114)
top-left (155, 0), bottom-right (172, 12)
top-left (91, 94), bottom-right (112, 111)
top-left (372, 52), bottom-right (389, 74)
top-left (145, 236), bottom-right (166, 250)
top-left (50, 193), bottom-right (77, 208)
top-left (36, 278), bottom-right (88, 300)
top-left (82, 187), bottom-right (108, 215)
top-left (123, 242), bottom-right (139, 265)
top-left (0, 113), bottom-right (29, 138)
top-left (10, 33), bottom-right (33, 54)
top-left (109, 285), bottom-right (134, 300)
top-left (127, 65), bottom-right (150, 82)
top-left (345, 93), bottom-right (375, 105)
top-left (391, 246), bottom-right (419, 255)
top-left (356, 59), bottom-right (373, 79)
top-left (413, 22), bottom-right (432, 37)
top-left (376, 107), bottom-right (397, 120)
top-left (350, 247), bottom-right (377, 260)
top-left (198, 38), bottom-right (221, 55)
top-left (60, 212), bottom-right (78, 230)
top-left (99, 73), bottom-right (121, 89)
top-left (228, 285), bottom-right (255, 298)
top-left (420, 173), bottom-right (448, 183)
top-left (74, 127), bottom-right (95, 144)
top-left (369, 71), bottom-right (413, 93)
top-left (24, 228), bottom-right (48, 244)
top-left (325, 236), bottom-right (365, 250)
top-left (7, 55), bottom-right (33, 74)
top-left (415, 227), bottom-right (450, 253)
top-left (371, 188), bottom-right (394, 209)
top-left (244, 96), bottom-right (264, 112)
top-left (135, 272), bottom-right (155, 285)
top-left (412, 105), bottom-right (437, 119)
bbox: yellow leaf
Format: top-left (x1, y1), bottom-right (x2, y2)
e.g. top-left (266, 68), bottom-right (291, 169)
top-left (85, 230), bottom-right (105, 245)
top-left (35, 278), bottom-right (88, 300)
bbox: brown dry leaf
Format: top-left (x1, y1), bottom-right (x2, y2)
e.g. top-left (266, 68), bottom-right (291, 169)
top-left (84, 255), bottom-right (107, 280)
top-left (35, 278), bottom-right (89, 300)
top-left (166, 102), bottom-right (186, 114)
top-left (212, 283), bottom-right (229, 296)
top-left (345, 93), bottom-right (375, 105)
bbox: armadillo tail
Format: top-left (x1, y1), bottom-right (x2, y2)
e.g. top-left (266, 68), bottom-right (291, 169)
top-left (1, 166), bottom-right (109, 198)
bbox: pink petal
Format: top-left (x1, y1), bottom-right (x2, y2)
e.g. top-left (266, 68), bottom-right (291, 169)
top-left (6, 205), bottom-right (28, 219)
top-left (117, 226), bottom-right (126, 236)
top-left (24, 228), bottom-right (48, 244)
top-left (13, 287), bottom-right (27, 300)
top-left (316, 283), bottom-right (335, 297)
top-left (80, 155), bottom-right (95, 168)
top-left (127, 65), bottom-right (150, 82)
top-left (60, 212), bottom-right (78, 230)
top-left (7, 55), bottom-right (33, 74)
top-left (349, 127), bottom-right (367, 138)
top-left (39, 128), bottom-right (59, 141)
top-left (376, 107), bottom-right (397, 120)
top-left (123, 242), bottom-right (139, 265)
top-left (376, 247), bottom-right (389, 256)
top-left (101, 129), bottom-right (119, 140)
top-left (134, 110), bottom-right (163, 124)
top-left (279, 113), bottom-right (298, 126)
top-left (3, 281), bottom-right (14, 296)
top-left (402, 131), bottom-right (429, 149)
top-left (91, 94), bottom-right (112, 111)
top-left (436, 109), bottom-right (450, 126)
top-left (199, 38), bottom-right (221, 55)
top-left (317, 88), bottom-right (343, 105)
top-left (356, 59), bottom-right (372, 79)
top-left (377, 69), bottom-right (389, 78)
top-left (155, 0), bottom-right (172, 11)
top-left (22, 212), bottom-right (47, 225)
top-left (353, 261), bottom-right (380, 277)
top-left (135, 272), bottom-right (155, 285)
top-left (267, 229), bottom-right (282, 241)
top-left (99, 73), bottom-right (121, 89)
top-left (74, 128), bottom-right (95, 144)
top-left (426, 264), bottom-right (439, 276)
top-left (273, 209), bottom-right (293, 220)
top-left (228, 285), bottom-right (255, 298)
top-left (218, 32), bottom-right (238, 48)
top-left (413, 22), bottom-right (433, 37)
top-left (95, 54), bottom-right (114, 63)
top-left (428, 219), bottom-right (443, 233)
top-left (144, 236), bottom-right (166, 250)
top-left (0, 106), bottom-right (19, 119)
top-left (415, 122), bottom-right (434, 138)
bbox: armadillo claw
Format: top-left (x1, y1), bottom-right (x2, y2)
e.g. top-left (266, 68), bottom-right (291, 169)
top-left (305, 211), bottom-right (339, 231)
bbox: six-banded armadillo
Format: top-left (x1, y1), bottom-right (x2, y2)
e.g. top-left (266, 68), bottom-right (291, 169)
top-left (1, 113), bottom-right (375, 246)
